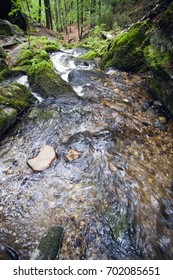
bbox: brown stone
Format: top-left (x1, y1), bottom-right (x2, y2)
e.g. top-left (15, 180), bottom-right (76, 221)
top-left (27, 145), bottom-right (57, 172)
top-left (65, 149), bottom-right (82, 162)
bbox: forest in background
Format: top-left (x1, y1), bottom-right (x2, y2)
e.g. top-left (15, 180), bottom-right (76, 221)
top-left (5, 0), bottom-right (162, 40)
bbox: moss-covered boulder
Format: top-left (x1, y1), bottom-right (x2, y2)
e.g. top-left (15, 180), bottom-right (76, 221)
top-left (0, 106), bottom-right (17, 134)
top-left (0, 19), bottom-right (24, 36)
top-left (28, 60), bottom-right (75, 98)
top-left (0, 59), bottom-right (12, 82)
top-left (30, 226), bottom-right (64, 260)
top-left (100, 20), bottom-right (151, 72)
top-left (0, 82), bottom-right (35, 135)
top-left (144, 3), bottom-right (173, 114)
top-left (0, 82), bottom-right (34, 111)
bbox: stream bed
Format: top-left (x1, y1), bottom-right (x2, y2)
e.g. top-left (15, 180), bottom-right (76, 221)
top-left (0, 48), bottom-right (173, 259)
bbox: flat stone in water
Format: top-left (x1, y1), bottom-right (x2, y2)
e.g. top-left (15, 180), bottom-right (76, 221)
top-left (27, 145), bottom-right (57, 172)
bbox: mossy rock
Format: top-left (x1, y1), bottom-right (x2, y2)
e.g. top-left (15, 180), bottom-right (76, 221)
top-left (28, 60), bottom-right (75, 98)
top-left (0, 59), bottom-right (11, 82)
top-left (0, 47), bottom-right (6, 58)
top-left (0, 106), bottom-right (17, 135)
top-left (0, 19), bottom-right (24, 36)
top-left (100, 20), bottom-right (151, 72)
top-left (0, 82), bottom-right (35, 112)
top-left (29, 36), bottom-right (61, 52)
top-left (144, 45), bottom-right (173, 77)
top-left (0, 58), bottom-right (8, 72)
top-left (80, 50), bottom-right (97, 60)
top-left (150, 71), bottom-right (173, 115)
top-left (30, 226), bottom-right (64, 260)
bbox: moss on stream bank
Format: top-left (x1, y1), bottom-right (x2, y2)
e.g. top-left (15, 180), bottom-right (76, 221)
top-left (0, 82), bottom-right (35, 135)
top-left (100, 20), bottom-right (151, 72)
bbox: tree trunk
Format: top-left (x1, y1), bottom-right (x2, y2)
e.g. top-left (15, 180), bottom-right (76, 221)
top-left (44, 0), bottom-right (53, 29)
top-left (38, 0), bottom-right (42, 24)
top-left (54, 0), bottom-right (59, 30)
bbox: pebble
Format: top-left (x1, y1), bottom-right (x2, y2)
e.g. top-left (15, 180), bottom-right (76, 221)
top-left (159, 116), bottom-right (167, 124)
top-left (0, 206), bottom-right (3, 211)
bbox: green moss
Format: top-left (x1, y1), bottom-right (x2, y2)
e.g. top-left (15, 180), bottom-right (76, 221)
top-left (144, 45), bottom-right (172, 71)
top-left (31, 226), bottom-right (64, 260)
top-left (113, 214), bottom-right (129, 239)
top-left (0, 82), bottom-right (34, 112)
top-left (0, 68), bottom-right (12, 82)
top-left (28, 107), bottom-right (59, 128)
top-left (150, 72), bottom-right (173, 115)
top-left (100, 20), bottom-right (151, 72)
top-left (80, 50), bottom-right (97, 60)
top-left (28, 60), bottom-right (74, 98)
top-left (0, 106), bottom-right (17, 134)
top-left (30, 36), bottom-right (61, 52)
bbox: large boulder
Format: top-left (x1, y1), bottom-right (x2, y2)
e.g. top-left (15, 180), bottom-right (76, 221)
top-left (0, 19), bottom-right (24, 37)
top-left (0, 82), bottom-right (35, 135)
top-left (100, 20), bottom-right (151, 72)
top-left (100, 2), bottom-right (173, 115)
top-left (0, 106), bottom-right (17, 135)
top-left (28, 60), bottom-right (76, 98)
top-left (144, 2), bottom-right (173, 114)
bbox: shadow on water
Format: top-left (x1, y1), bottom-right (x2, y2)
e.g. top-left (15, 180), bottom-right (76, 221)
top-left (0, 48), bottom-right (173, 259)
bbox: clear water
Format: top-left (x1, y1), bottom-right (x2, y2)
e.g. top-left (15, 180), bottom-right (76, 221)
top-left (0, 49), bottom-right (173, 260)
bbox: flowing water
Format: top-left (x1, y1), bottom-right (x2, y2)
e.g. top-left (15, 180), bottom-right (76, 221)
top-left (0, 48), bottom-right (173, 260)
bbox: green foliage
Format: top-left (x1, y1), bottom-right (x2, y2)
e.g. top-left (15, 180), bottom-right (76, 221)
top-left (80, 50), bottom-right (97, 60)
top-left (144, 45), bottom-right (172, 71)
top-left (29, 36), bottom-right (61, 52)
top-left (100, 20), bottom-right (151, 72)
top-left (77, 25), bottom-right (111, 58)
top-left (0, 106), bottom-right (18, 135)
top-left (0, 82), bottom-right (34, 111)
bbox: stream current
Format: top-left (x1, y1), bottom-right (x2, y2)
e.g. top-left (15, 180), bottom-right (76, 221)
top-left (0, 48), bottom-right (173, 259)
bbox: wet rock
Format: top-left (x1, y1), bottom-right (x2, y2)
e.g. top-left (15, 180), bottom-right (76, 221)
top-left (68, 69), bottom-right (105, 87)
top-left (30, 226), bottom-right (64, 260)
top-left (0, 83), bottom-right (34, 136)
top-left (0, 82), bottom-right (34, 112)
top-left (160, 199), bottom-right (173, 229)
top-left (0, 56), bottom-right (11, 82)
top-left (100, 20), bottom-right (151, 72)
top-left (28, 60), bottom-right (76, 98)
top-left (152, 120), bottom-right (166, 130)
top-left (27, 145), bottom-right (57, 172)
top-left (65, 149), bottom-right (83, 162)
top-left (0, 19), bottom-right (24, 37)
top-left (0, 106), bottom-right (17, 135)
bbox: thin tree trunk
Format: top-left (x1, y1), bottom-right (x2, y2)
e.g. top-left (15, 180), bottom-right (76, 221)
top-left (44, 0), bottom-right (53, 29)
top-left (77, 0), bottom-right (81, 40)
top-left (54, 0), bottom-right (59, 30)
top-left (38, 0), bottom-right (42, 24)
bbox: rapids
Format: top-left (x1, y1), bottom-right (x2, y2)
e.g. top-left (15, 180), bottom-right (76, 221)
top-left (0, 48), bottom-right (173, 259)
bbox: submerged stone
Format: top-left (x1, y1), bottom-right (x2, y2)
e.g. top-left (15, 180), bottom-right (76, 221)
top-left (30, 226), bottom-right (64, 260)
top-left (27, 145), bottom-right (57, 172)
top-left (65, 149), bottom-right (83, 162)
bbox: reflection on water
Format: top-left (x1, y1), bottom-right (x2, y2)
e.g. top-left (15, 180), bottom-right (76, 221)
top-left (0, 48), bottom-right (173, 260)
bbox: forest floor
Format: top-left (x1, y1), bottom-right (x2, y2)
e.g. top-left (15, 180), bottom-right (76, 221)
top-left (34, 22), bottom-right (91, 43)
